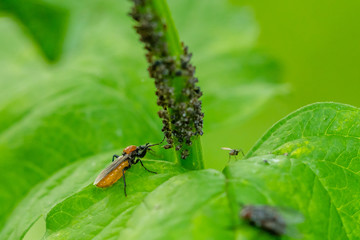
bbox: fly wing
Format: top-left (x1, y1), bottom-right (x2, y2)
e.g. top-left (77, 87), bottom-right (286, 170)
top-left (93, 154), bottom-right (130, 185)
top-left (221, 147), bottom-right (232, 151)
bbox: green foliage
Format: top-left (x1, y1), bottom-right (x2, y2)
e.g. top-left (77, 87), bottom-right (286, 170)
top-left (44, 161), bottom-right (185, 239)
top-left (0, 0), bottom-right (68, 62)
top-left (4, 100), bottom-right (360, 239)
top-left (227, 103), bottom-right (360, 239)
top-left (3, 0), bottom-right (359, 239)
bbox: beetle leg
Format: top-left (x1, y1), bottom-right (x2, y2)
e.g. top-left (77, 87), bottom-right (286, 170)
top-left (136, 159), bottom-right (157, 174)
top-left (112, 154), bottom-right (120, 162)
top-left (122, 168), bottom-right (127, 197)
top-left (128, 158), bottom-right (134, 167)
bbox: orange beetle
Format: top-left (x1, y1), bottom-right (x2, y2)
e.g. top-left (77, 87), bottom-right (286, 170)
top-left (94, 138), bottom-right (164, 196)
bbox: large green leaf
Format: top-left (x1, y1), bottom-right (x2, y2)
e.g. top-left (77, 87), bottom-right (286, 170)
top-left (240, 102), bottom-right (360, 239)
top-left (5, 102), bottom-right (360, 239)
top-left (0, 152), bottom-right (184, 239)
top-left (42, 102), bottom-right (360, 239)
top-left (46, 170), bottom-right (224, 240)
top-left (43, 103), bottom-right (360, 239)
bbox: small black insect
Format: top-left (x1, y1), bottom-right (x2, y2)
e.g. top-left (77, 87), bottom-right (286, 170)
top-left (221, 147), bottom-right (245, 160)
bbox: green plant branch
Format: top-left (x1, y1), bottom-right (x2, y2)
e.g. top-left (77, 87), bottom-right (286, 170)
top-left (150, 0), bottom-right (182, 56)
top-left (130, 0), bottom-right (204, 170)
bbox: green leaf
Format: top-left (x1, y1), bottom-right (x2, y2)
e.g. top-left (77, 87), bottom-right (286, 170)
top-left (11, 102), bottom-right (360, 240)
top-left (1, 155), bottom-right (184, 240)
top-left (225, 102), bottom-right (360, 239)
top-left (46, 170), bottom-right (227, 240)
top-left (0, 0), bottom-right (68, 62)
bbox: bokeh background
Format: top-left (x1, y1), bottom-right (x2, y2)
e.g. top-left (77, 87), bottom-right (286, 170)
top-left (0, 0), bottom-right (360, 239)
top-left (226, 0), bottom-right (360, 155)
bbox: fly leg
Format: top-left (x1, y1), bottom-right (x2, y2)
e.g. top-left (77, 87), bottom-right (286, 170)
top-left (122, 168), bottom-right (127, 197)
top-left (112, 154), bottom-right (120, 162)
top-left (239, 149), bottom-right (245, 157)
top-left (135, 159), bottom-right (157, 174)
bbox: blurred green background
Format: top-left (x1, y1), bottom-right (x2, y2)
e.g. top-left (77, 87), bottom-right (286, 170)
top-left (201, 0), bottom-right (360, 170)
top-left (218, 0), bottom-right (360, 156)
top-left (1, 0), bottom-right (360, 238)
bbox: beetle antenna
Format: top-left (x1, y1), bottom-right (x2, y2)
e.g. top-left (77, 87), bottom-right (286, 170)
top-left (148, 136), bottom-right (165, 147)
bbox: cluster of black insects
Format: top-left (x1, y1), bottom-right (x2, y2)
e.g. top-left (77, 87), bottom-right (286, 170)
top-left (129, 0), bottom-right (204, 159)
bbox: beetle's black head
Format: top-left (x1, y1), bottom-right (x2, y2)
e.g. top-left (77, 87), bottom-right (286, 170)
top-left (136, 143), bottom-right (151, 158)
top-left (136, 137), bottom-right (165, 158)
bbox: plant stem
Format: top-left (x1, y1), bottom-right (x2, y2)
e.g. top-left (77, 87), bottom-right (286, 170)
top-left (151, 0), bottom-right (182, 56)
top-left (151, 0), bottom-right (204, 169)
top-left (130, 0), bottom-right (204, 170)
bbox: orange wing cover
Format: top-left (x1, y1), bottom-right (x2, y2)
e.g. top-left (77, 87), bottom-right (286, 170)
top-left (95, 161), bottom-right (130, 188)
